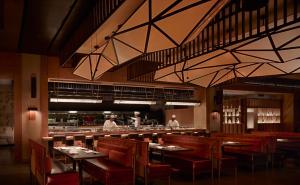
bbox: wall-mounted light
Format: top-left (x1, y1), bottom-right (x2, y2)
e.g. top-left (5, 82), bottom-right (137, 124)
top-left (50, 98), bottom-right (102, 103)
top-left (113, 100), bottom-right (156, 105)
top-left (165, 102), bottom-right (200, 106)
top-left (28, 107), bottom-right (38, 120)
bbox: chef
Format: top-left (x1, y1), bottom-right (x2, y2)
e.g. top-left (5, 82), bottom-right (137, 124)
top-left (167, 114), bottom-right (180, 129)
top-left (103, 115), bottom-right (118, 131)
top-left (131, 111), bottom-right (141, 128)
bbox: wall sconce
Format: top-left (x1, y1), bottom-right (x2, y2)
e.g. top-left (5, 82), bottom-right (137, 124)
top-left (28, 107), bottom-right (38, 120)
top-left (211, 109), bottom-right (220, 120)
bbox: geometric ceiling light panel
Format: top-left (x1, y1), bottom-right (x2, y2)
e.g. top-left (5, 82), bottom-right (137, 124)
top-left (155, 0), bottom-right (218, 44)
top-left (211, 69), bottom-right (236, 86)
top-left (147, 25), bottom-right (176, 52)
top-left (210, 69), bottom-right (233, 86)
top-left (112, 38), bottom-right (143, 64)
top-left (74, 40), bottom-right (119, 80)
top-left (271, 26), bottom-right (300, 48)
top-left (101, 40), bottom-right (119, 65)
top-left (185, 50), bottom-right (227, 69)
top-left (235, 37), bottom-right (274, 51)
top-left (114, 25), bottom-right (148, 52)
top-left (272, 59), bottom-right (300, 73)
top-left (156, 73), bottom-right (183, 83)
top-left (249, 63), bottom-right (285, 77)
top-left (278, 48), bottom-right (300, 61)
top-left (151, 0), bottom-right (176, 18)
top-left (189, 72), bottom-right (217, 87)
top-left (115, 0), bottom-right (224, 54)
top-left (187, 52), bottom-right (238, 70)
top-left (94, 56), bottom-right (115, 80)
top-left (235, 63), bottom-right (261, 77)
top-left (73, 55), bottom-right (93, 80)
top-left (154, 65), bottom-right (175, 80)
top-left (183, 65), bottom-right (228, 82)
top-left (118, 0), bottom-right (149, 32)
top-left (235, 50), bottom-right (282, 63)
top-left (231, 52), bottom-right (273, 63)
top-left (281, 37), bottom-right (300, 49)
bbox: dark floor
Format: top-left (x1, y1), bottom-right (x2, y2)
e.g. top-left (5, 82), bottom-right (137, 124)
top-left (1, 145), bottom-right (300, 185)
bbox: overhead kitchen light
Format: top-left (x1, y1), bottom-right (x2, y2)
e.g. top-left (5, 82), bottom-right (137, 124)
top-left (113, 100), bottom-right (156, 105)
top-left (50, 98), bottom-right (102, 103)
top-left (68, 111), bottom-right (78, 114)
top-left (165, 101), bottom-right (200, 106)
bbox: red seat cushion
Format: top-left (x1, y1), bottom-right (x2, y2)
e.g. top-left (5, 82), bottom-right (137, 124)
top-left (47, 173), bottom-right (79, 185)
top-left (82, 158), bottom-right (133, 185)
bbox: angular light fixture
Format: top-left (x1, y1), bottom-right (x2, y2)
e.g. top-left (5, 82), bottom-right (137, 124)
top-left (165, 102), bottom-right (200, 106)
top-left (113, 100), bottom-right (156, 105)
top-left (50, 98), bottom-right (102, 103)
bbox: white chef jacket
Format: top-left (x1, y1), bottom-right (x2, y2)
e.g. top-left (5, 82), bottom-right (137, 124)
top-left (103, 120), bottom-right (118, 131)
top-left (167, 119), bottom-right (179, 128)
top-left (131, 117), bottom-right (141, 127)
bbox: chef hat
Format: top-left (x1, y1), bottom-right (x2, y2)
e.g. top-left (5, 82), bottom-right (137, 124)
top-left (172, 114), bottom-right (176, 118)
top-left (134, 111), bottom-right (140, 115)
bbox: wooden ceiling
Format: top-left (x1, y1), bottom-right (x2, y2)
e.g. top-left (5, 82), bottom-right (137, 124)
top-left (0, 0), bottom-right (94, 55)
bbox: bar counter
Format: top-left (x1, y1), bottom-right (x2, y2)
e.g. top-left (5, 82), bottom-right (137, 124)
top-left (42, 127), bottom-right (206, 141)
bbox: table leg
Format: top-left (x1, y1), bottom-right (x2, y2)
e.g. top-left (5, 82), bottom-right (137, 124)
top-left (161, 151), bottom-right (165, 162)
top-left (78, 160), bottom-right (83, 185)
top-left (73, 160), bottom-right (76, 171)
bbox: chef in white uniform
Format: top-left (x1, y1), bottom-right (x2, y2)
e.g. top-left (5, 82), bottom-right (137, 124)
top-left (103, 115), bottom-right (118, 131)
top-left (167, 114), bottom-right (180, 129)
top-left (131, 111), bottom-right (141, 128)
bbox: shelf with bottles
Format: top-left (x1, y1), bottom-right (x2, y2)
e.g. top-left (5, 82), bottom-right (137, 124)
top-left (256, 108), bottom-right (281, 124)
top-left (223, 104), bottom-right (242, 124)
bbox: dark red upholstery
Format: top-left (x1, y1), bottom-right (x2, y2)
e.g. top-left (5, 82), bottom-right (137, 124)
top-left (212, 134), bottom-right (271, 172)
top-left (82, 158), bottom-right (133, 185)
top-left (29, 139), bottom-right (79, 185)
top-left (82, 138), bottom-right (136, 185)
top-left (135, 140), bottom-right (171, 185)
top-left (47, 173), bottom-right (79, 185)
top-left (161, 135), bottom-right (217, 183)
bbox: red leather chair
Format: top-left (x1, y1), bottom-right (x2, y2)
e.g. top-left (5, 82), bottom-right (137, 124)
top-left (29, 139), bottom-right (79, 185)
top-left (135, 140), bottom-right (172, 185)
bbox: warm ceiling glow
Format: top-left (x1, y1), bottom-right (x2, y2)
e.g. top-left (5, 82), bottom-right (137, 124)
top-left (113, 100), bottom-right (156, 105)
top-left (50, 98), bottom-right (102, 103)
top-left (165, 102), bottom-right (200, 106)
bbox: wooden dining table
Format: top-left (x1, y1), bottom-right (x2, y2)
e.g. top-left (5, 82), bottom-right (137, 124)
top-left (149, 143), bottom-right (191, 162)
top-left (52, 146), bottom-right (107, 185)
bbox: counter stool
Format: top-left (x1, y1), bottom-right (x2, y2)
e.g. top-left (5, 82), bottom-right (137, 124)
top-left (73, 135), bottom-right (86, 148)
top-left (53, 135), bottom-right (66, 147)
top-left (52, 135), bottom-right (67, 163)
top-left (92, 134), bottom-right (104, 150)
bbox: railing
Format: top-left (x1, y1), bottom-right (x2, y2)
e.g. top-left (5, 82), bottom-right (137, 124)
top-left (48, 82), bottom-right (195, 101)
top-left (127, 0), bottom-right (300, 82)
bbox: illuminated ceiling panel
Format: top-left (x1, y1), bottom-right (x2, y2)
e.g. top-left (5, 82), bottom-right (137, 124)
top-left (249, 64), bottom-right (284, 77)
top-left (190, 72), bottom-right (216, 87)
top-left (73, 56), bottom-right (92, 80)
top-left (156, 73), bottom-right (182, 83)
